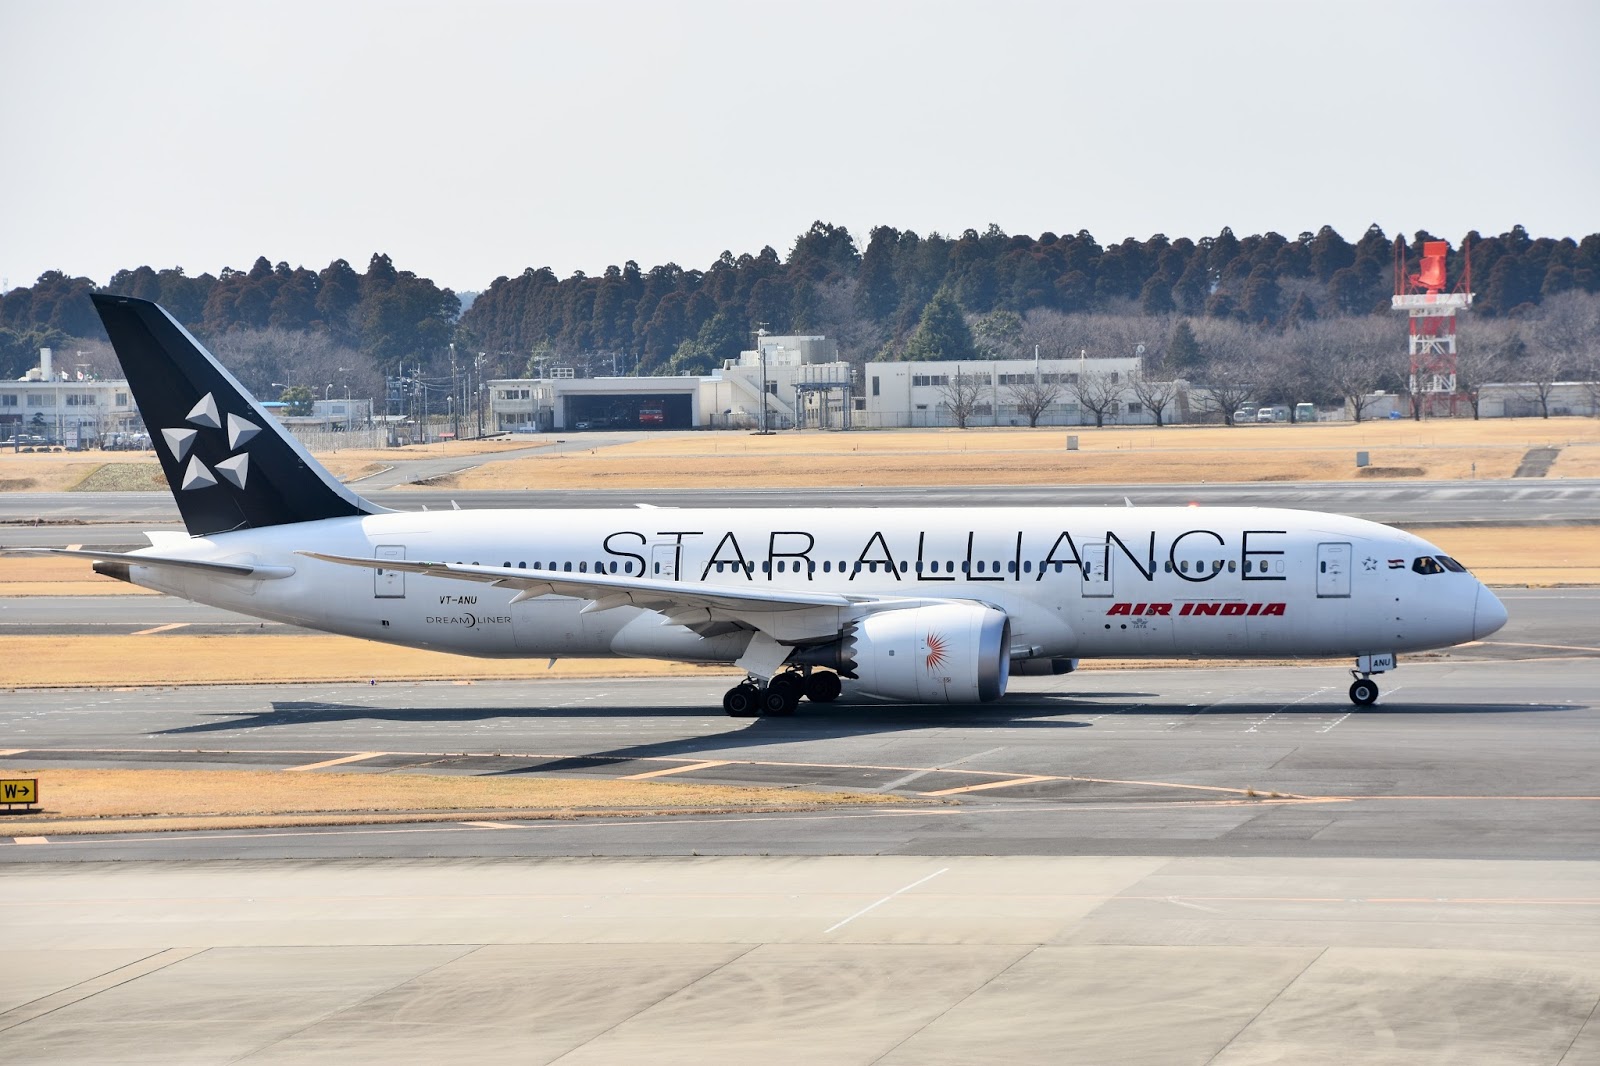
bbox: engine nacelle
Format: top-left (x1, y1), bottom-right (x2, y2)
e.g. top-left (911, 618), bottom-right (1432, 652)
top-left (847, 604), bottom-right (1011, 703)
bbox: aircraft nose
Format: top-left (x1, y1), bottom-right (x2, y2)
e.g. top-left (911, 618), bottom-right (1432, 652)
top-left (1473, 585), bottom-right (1508, 639)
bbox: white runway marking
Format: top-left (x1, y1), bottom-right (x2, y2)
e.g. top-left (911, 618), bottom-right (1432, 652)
top-left (282, 752), bottom-right (385, 772)
top-left (824, 867), bottom-right (949, 933)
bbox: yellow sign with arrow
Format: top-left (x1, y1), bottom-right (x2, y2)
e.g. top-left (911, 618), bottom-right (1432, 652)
top-left (1, 778), bottom-right (38, 806)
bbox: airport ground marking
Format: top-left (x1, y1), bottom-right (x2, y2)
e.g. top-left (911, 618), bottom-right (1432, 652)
top-left (824, 866), bottom-right (950, 933)
top-left (11, 837), bottom-right (47, 845)
top-left (0, 749), bottom-right (24, 757)
top-left (282, 752), bottom-right (385, 772)
top-left (922, 776), bottom-right (1053, 796)
top-left (129, 622), bottom-right (188, 636)
top-left (620, 760), bottom-right (732, 780)
top-left (460, 821), bottom-right (526, 830)
top-left (1476, 640), bottom-right (1600, 654)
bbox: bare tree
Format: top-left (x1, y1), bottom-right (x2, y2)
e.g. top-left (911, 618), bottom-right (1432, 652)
top-left (1284, 317), bottom-right (1394, 423)
top-left (1127, 370), bottom-right (1181, 427)
top-left (1455, 338), bottom-right (1508, 420)
top-left (1192, 357), bottom-right (1258, 425)
top-left (1515, 291), bottom-right (1600, 418)
top-left (1513, 349), bottom-right (1570, 418)
top-left (1325, 350), bottom-right (1391, 423)
top-left (935, 369), bottom-right (987, 429)
top-left (1006, 376), bottom-right (1064, 427)
top-left (1069, 370), bottom-right (1124, 428)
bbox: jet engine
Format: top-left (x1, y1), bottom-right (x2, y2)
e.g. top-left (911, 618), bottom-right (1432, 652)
top-left (819, 604), bottom-right (1011, 703)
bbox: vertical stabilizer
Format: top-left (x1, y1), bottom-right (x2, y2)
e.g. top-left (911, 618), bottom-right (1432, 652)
top-left (91, 293), bottom-right (386, 535)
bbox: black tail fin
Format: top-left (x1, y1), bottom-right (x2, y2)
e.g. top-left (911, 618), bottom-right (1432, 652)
top-left (91, 294), bottom-right (387, 536)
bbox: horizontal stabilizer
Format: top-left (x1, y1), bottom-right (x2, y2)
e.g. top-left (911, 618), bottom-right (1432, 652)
top-left (48, 548), bottom-right (294, 579)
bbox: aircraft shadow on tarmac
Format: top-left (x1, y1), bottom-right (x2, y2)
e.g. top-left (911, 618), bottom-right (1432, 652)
top-left (150, 699), bottom-right (1100, 737)
top-left (147, 694), bottom-right (1576, 761)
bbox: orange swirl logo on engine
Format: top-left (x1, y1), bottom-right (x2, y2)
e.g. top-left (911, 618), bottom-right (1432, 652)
top-left (924, 632), bottom-right (949, 672)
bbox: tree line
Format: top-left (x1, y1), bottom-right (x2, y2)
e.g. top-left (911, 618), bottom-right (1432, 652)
top-left (2, 222), bottom-right (1597, 421)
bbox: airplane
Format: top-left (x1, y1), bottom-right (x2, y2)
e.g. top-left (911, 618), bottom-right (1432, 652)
top-left (54, 293), bottom-right (1508, 715)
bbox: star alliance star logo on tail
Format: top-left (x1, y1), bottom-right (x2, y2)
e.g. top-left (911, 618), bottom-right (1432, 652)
top-left (160, 392), bottom-right (261, 492)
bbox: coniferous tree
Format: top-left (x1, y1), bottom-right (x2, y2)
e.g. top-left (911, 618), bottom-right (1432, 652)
top-left (902, 290), bottom-right (977, 362)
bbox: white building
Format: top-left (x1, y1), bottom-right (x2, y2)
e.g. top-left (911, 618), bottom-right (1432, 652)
top-left (1479, 381), bottom-right (1599, 418)
top-left (487, 342), bottom-right (1179, 433)
top-left (1, 348), bottom-right (140, 446)
top-left (858, 356), bottom-right (1147, 428)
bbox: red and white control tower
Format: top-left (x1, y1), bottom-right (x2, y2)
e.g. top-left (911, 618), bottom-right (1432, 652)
top-left (1393, 238), bottom-right (1473, 416)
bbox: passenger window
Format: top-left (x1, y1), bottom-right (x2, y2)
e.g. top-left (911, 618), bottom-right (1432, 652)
top-left (1228, 561), bottom-right (1236, 573)
top-left (1180, 560), bottom-right (1189, 573)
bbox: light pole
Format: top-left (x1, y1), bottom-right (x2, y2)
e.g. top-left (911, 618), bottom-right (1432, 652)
top-left (754, 326), bottom-right (770, 434)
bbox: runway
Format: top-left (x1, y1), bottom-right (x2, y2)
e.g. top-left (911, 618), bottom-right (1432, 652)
top-left (4, 854), bottom-right (1597, 1064)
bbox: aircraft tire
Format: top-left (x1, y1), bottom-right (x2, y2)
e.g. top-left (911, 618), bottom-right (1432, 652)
top-left (723, 683), bottom-right (761, 717)
top-left (760, 685), bottom-right (798, 717)
top-left (1349, 678), bottom-right (1379, 706)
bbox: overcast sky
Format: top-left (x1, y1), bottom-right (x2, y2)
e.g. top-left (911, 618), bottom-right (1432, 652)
top-left (2, 0), bottom-right (1595, 294)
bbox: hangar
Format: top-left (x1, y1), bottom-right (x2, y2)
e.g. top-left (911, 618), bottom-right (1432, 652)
top-left (552, 377), bottom-right (698, 431)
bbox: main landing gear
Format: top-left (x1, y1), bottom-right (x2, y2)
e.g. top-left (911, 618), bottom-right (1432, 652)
top-left (722, 668), bottom-right (841, 717)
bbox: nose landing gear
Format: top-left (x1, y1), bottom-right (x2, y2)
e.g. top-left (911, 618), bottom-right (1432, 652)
top-left (1348, 652), bottom-right (1395, 707)
top-left (722, 668), bottom-right (841, 717)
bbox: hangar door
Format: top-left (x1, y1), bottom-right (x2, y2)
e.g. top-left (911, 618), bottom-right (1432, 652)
top-left (563, 393), bottom-right (693, 430)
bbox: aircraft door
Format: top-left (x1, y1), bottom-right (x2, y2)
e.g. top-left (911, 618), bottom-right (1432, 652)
top-left (1081, 542), bottom-right (1113, 597)
top-left (375, 545), bottom-right (406, 598)
top-left (652, 543), bottom-right (679, 581)
top-left (1316, 542), bottom-right (1351, 598)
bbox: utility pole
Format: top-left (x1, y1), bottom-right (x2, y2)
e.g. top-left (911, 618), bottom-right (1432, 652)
top-left (755, 325), bottom-right (770, 434)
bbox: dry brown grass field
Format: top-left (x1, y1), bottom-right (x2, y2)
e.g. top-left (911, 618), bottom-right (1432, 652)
top-left (1, 418), bottom-right (1595, 492)
top-left (0, 768), bottom-right (885, 835)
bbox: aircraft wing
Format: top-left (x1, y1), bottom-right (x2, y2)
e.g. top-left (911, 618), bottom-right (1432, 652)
top-left (297, 551), bottom-right (951, 630)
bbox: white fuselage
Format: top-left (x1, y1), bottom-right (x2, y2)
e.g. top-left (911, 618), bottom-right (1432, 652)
top-left (122, 505), bottom-right (1502, 666)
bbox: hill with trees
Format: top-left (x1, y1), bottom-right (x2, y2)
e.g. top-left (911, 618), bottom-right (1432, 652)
top-left (3, 222), bottom-right (1597, 420)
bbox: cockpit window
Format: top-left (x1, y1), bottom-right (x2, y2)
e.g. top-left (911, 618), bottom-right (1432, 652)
top-left (1412, 556), bottom-right (1446, 575)
top-left (1436, 556), bottom-right (1467, 573)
